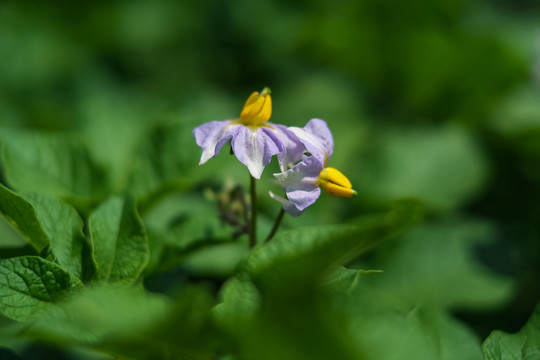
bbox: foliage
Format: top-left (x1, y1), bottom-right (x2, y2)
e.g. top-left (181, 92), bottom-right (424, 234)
top-left (0, 0), bottom-right (539, 359)
top-left (483, 302), bottom-right (540, 360)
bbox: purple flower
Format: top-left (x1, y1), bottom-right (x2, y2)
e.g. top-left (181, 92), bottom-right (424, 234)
top-left (270, 155), bottom-right (324, 216)
top-left (270, 119), bottom-right (356, 216)
top-left (288, 118), bottom-right (334, 165)
top-left (193, 89), bottom-right (302, 179)
top-left (273, 124), bottom-right (305, 172)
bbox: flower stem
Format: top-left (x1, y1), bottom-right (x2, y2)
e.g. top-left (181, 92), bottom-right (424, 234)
top-left (265, 207), bottom-right (285, 243)
top-left (249, 174), bottom-right (257, 249)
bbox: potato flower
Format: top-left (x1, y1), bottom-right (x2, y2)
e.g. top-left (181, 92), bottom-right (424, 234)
top-left (270, 119), bottom-right (356, 216)
top-left (193, 88), bottom-right (302, 179)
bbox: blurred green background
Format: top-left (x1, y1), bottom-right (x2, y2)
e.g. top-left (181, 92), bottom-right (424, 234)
top-left (1, 0), bottom-right (540, 358)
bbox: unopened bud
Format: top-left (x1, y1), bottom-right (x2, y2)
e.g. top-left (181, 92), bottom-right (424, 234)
top-left (318, 167), bottom-right (357, 198)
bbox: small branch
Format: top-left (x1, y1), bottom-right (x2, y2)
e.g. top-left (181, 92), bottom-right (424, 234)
top-left (249, 174), bottom-right (257, 249)
top-left (265, 207), bottom-right (285, 243)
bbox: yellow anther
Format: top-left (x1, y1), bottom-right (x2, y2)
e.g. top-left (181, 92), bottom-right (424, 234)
top-left (318, 167), bottom-right (357, 198)
top-left (240, 88), bottom-right (272, 126)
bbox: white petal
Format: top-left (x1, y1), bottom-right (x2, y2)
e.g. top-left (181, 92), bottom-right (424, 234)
top-left (231, 126), bottom-right (283, 179)
top-left (289, 118), bottom-right (334, 163)
top-left (268, 191), bottom-right (302, 217)
top-left (272, 124), bottom-right (306, 171)
top-left (193, 120), bottom-right (240, 164)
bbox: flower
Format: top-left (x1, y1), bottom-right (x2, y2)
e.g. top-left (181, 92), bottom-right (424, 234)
top-left (270, 118), bottom-right (356, 216)
top-left (193, 88), bottom-right (300, 179)
top-left (288, 117), bottom-right (334, 165)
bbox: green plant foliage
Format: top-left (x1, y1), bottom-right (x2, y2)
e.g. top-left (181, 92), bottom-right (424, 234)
top-left (214, 202), bottom-right (423, 360)
top-left (0, 129), bottom-right (107, 204)
top-left (0, 0), bottom-right (538, 358)
top-left (356, 125), bottom-right (488, 211)
top-left (29, 286), bottom-right (170, 345)
top-left (322, 267), bottom-right (383, 294)
top-left (78, 88), bottom-right (153, 195)
top-left (353, 219), bottom-right (515, 310)
top-left (88, 197), bottom-right (149, 284)
top-left (213, 277), bottom-right (261, 330)
top-left (0, 184), bottom-right (49, 252)
top-left (28, 285), bottom-right (218, 359)
top-left (340, 298), bottom-right (484, 360)
top-left (0, 257), bottom-right (82, 322)
top-left (0, 215), bottom-right (27, 249)
top-left (128, 121), bottom-right (201, 201)
top-left (142, 192), bottom-right (236, 273)
top-left (483, 302), bottom-right (540, 360)
top-left (242, 209), bottom-right (418, 291)
top-left (0, 185), bottom-right (89, 279)
top-left (23, 193), bottom-right (86, 279)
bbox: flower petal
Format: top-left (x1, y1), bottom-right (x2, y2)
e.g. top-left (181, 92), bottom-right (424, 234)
top-left (193, 120), bottom-right (240, 164)
top-left (231, 126), bottom-right (284, 179)
top-left (286, 183), bottom-right (321, 211)
top-left (268, 191), bottom-right (303, 217)
top-left (272, 124), bottom-right (306, 171)
top-left (273, 156), bottom-right (323, 211)
top-left (274, 155), bottom-right (322, 185)
top-left (289, 118), bottom-right (334, 164)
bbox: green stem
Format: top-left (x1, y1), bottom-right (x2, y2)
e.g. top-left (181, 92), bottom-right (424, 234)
top-left (249, 174), bottom-right (257, 248)
top-left (265, 207), bottom-right (285, 243)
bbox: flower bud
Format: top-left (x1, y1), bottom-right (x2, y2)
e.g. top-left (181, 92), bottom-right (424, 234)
top-left (318, 167), bottom-right (357, 198)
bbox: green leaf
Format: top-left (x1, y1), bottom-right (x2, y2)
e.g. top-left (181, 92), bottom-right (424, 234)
top-left (0, 185), bottom-right (86, 278)
top-left (242, 200), bottom-right (422, 292)
top-left (143, 193), bottom-right (246, 279)
top-left (322, 269), bottom-right (484, 360)
top-left (29, 285), bottom-right (171, 345)
top-left (340, 292), bottom-right (484, 360)
top-left (483, 302), bottom-right (540, 360)
top-left (0, 184), bottom-right (49, 252)
top-left (356, 125), bottom-right (488, 211)
top-left (79, 88), bottom-right (153, 194)
top-left (89, 197), bottom-right (149, 284)
top-left (0, 256), bottom-right (82, 322)
top-left (142, 192), bottom-right (237, 275)
top-left (353, 219), bottom-right (515, 310)
top-left (29, 285), bottom-right (219, 359)
top-left (0, 186), bottom-right (87, 279)
top-left (487, 85), bottom-right (540, 157)
top-left (0, 215), bottom-right (28, 249)
top-left (23, 193), bottom-right (85, 279)
top-left (491, 85), bottom-right (540, 136)
top-left (128, 121), bottom-right (200, 201)
top-left (217, 277), bottom-right (360, 360)
top-left (144, 193), bottom-right (233, 249)
top-left (323, 266), bottom-right (383, 294)
top-left (213, 277), bottom-right (261, 331)
top-left (215, 203), bottom-right (423, 360)
top-left (0, 129), bottom-right (107, 204)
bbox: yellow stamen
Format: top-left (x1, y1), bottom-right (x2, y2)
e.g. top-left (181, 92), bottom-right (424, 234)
top-left (318, 167), bottom-right (357, 198)
top-left (240, 87), bottom-right (272, 126)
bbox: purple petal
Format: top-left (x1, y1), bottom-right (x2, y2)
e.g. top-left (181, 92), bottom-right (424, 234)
top-left (273, 156), bottom-right (323, 211)
top-left (272, 123), bottom-right (305, 171)
top-left (268, 191), bottom-right (303, 217)
top-left (305, 118), bottom-right (333, 157)
top-left (286, 183), bottom-right (321, 211)
top-left (231, 126), bottom-right (284, 179)
top-left (193, 120), bottom-right (240, 164)
top-left (289, 118), bottom-right (334, 164)
top-left (274, 155), bottom-right (322, 186)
